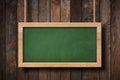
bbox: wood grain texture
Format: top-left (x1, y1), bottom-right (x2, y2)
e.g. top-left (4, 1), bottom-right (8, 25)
top-left (61, 0), bottom-right (70, 22)
top-left (17, 0), bottom-right (28, 80)
top-left (5, 0), bottom-right (17, 80)
top-left (111, 0), bottom-right (120, 80)
top-left (38, 0), bottom-right (50, 22)
top-left (81, 0), bottom-right (100, 80)
top-left (51, 0), bottom-right (60, 22)
top-left (39, 69), bottom-right (49, 80)
top-left (99, 0), bottom-right (111, 80)
top-left (0, 0), bottom-right (6, 80)
top-left (70, 69), bottom-right (82, 80)
top-left (96, 0), bottom-right (100, 22)
top-left (28, 0), bottom-right (39, 22)
top-left (70, 0), bottom-right (82, 22)
top-left (81, 0), bottom-right (93, 22)
top-left (50, 69), bottom-right (61, 80)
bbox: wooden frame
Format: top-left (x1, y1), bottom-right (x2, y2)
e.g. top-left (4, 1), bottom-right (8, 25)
top-left (18, 22), bottom-right (102, 67)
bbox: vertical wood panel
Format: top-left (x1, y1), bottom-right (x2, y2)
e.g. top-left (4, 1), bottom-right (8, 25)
top-left (81, 0), bottom-right (100, 80)
top-left (28, 0), bottom-right (39, 22)
top-left (27, 0), bottom-right (39, 80)
top-left (60, 69), bottom-right (70, 80)
top-left (38, 0), bottom-right (50, 22)
top-left (70, 0), bottom-right (82, 80)
top-left (99, 0), bottom-right (111, 80)
top-left (111, 0), bottom-right (120, 80)
top-left (61, 0), bottom-right (70, 22)
top-left (70, 0), bottom-right (82, 22)
top-left (96, 0), bottom-right (100, 22)
top-left (17, 0), bottom-right (28, 80)
top-left (5, 0), bottom-right (17, 80)
top-left (71, 69), bottom-right (82, 80)
top-left (0, 0), bottom-right (6, 80)
top-left (51, 0), bottom-right (60, 22)
top-left (81, 0), bottom-right (93, 22)
top-left (38, 0), bottom-right (50, 80)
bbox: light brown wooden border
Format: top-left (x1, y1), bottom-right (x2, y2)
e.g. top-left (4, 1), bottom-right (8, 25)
top-left (18, 22), bottom-right (102, 68)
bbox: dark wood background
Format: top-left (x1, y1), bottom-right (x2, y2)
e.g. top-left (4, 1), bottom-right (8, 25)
top-left (0, 0), bottom-right (120, 80)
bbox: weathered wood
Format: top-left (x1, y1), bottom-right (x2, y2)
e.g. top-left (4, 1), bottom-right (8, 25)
top-left (38, 0), bottom-right (50, 22)
top-left (70, 69), bottom-right (82, 80)
top-left (27, 0), bottom-right (39, 80)
top-left (96, 0), bottom-right (100, 22)
top-left (81, 0), bottom-right (100, 80)
top-left (5, 0), bottom-right (17, 80)
top-left (38, 0), bottom-right (50, 80)
top-left (28, 0), bottom-right (39, 22)
top-left (60, 69), bottom-right (70, 80)
top-left (111, 0), bottom-right (120, 80)
top-left (18, 0), bottom-right (24, 22)
top-left (99, 0), bottom-right (111, 80)
top-left (0, 0), bottom-right (6, 80)
top-left (51, 0), bottom-right (60, 22)
top-left (70, 0), bottom-right (82, 22)
top-left (28, 69), bottom-right (39, 80)
top-left (50, 69), bottom-right (60, 80)
top-left (61, 0), bottom-right (70, 22)
top-left (82, 69), bottom-right (99, 80)
top-left (70, 0), bottom-right (82, 80)
top-left (39, 69), bottom-right (49, 80)
top-left (17, 0), bottom-right (28, 80)
top-left (81, 0), bottom-right (93, 22)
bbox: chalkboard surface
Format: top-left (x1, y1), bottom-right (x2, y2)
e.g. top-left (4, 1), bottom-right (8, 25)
top-left (23, 27), bottom-right (96, 62)
top-left (18, 23), bottom-right (101, 67)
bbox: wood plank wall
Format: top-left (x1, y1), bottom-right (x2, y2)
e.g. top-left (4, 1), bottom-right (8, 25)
top-left (0, 0), bottom-right (120, 80)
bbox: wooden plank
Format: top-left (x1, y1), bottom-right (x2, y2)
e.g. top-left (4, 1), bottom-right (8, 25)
top-left (50, 0), bottom-right (61, 80)
top-left (39, 69), bottom-right (49, 80)
top-left (18, 0), bottom-right (24, 22)
top-left (70, 69), bottom-right (82, 80)
top-left (81, 0), bottom-right (100, 80)
top-left (61, 0), bottom-right (70, 22)
top-left (5, 0), bottom-right (17, 80)
top-left (0, 0), bottom-right (5, 80)
top-left (17, 0), bottom-right (28, 80)
top-left (51, 69), bottom-right (61, 80)
top-left (38, 0), bottom-right (50, 22)
top-left (70, 0), bottom-right (82, 22)
top-left (70, 0), bottom-right (82, 80)
top-left (60, 69), bottom-right (70, 80)
top-left (81, 0), bottom-right (93, 22)
top-left (28, 0), bottom-right (39, 22)
top-left (111, 0), bottom-right (120, 80)
top-left (38, 0), bottom-right (50, 80)
top-left (27, 0), bottom-right (39, 80)
top-left (51, 0), bottom-right (60, 22)
top-left (96, 0), bottom-right (100, 22)
top-left (99, 0), bottom-right (111, 80)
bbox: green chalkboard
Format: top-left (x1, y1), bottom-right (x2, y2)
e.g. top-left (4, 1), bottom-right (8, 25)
top-left (23, 27), bottom-right (97, 62)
